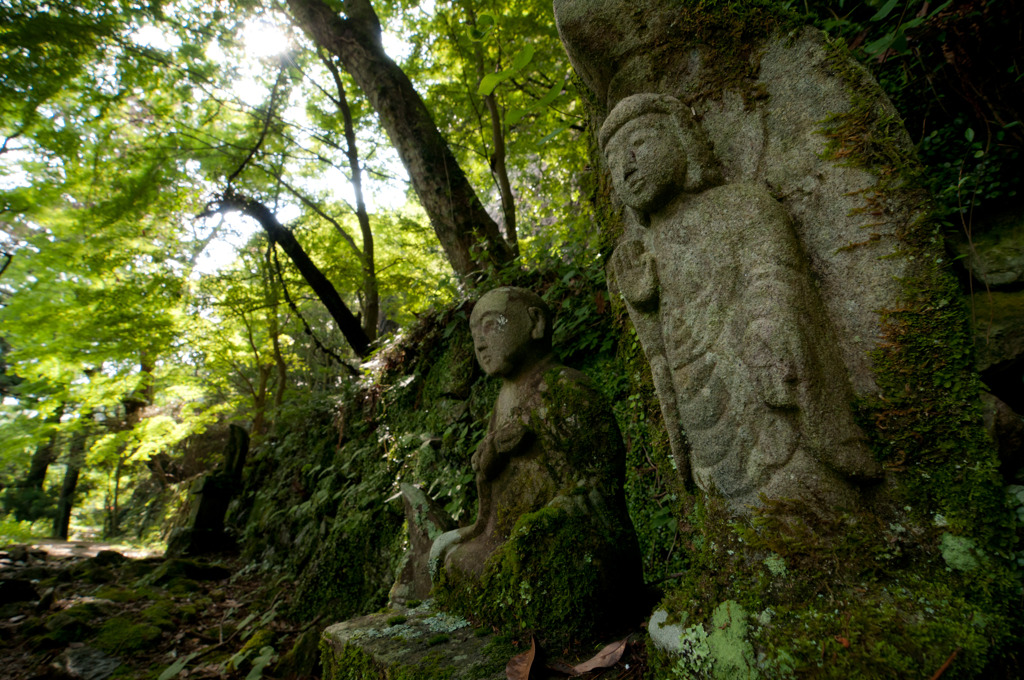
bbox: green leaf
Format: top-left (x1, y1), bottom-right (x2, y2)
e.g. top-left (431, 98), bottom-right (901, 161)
top-left (478, 69), bottom-right (514, 96)
top-left (926, 1), bottom-right (953, 19)
top-left (158, 652), bottom-right (199, 680)
top-left (245, 647), bottom-right (275, 680)
top-left (511, 44), bottom-right (535, 72)
top-left (870, 0), bottom-right (900, 21)
top-left (537, 125), bottom-right (568, 145)
top-left (506, 107), bottom-right (528, 125)
top-left (964, 128), bottom-right (975, 142)
top-left (863, 34), bottom-right (895, 55)
top-left (536, 78), bottom-right (565, 107)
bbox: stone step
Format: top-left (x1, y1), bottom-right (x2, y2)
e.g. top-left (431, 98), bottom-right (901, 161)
top-left (320, 602), bottom-right (512, 680)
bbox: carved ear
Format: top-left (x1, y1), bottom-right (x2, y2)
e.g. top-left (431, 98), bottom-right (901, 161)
top-left (527, 307), bottom-right (546, 340)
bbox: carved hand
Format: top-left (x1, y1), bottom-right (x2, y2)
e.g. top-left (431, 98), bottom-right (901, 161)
top-left (472, 423), bottom-right (528, 480)
top-left (612, 240), bottom-right (659, 312)
top-left (743, 318), bottom-right (799, 409)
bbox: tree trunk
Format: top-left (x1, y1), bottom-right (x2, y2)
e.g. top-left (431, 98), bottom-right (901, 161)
top-left (107, 454), bottom-right (124, 537)
top-left (222, 193), bottom-right (371, 357)
top-left (324, 56), bottom-right (379, 339)
top-left (463, 1), bottom-right (518, 255)
top-left (53, 424), bottom-right (88, 540)
top-left (286, 0), bottom-right (515, 277)
top-left (20, 404), bottom-right (64, 491)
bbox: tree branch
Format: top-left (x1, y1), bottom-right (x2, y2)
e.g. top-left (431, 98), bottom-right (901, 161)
top-left (286, 0), bottom-right (514, 277)
top-left (211, 191), bottom-right (371, 357)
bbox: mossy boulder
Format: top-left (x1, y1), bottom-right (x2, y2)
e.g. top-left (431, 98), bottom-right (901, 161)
top-left (94, 616), bottom-right (162, 654)
top-left (436, 505), bottom-right (642, 645)
top-left (320, 603), bottom-right (515, 680)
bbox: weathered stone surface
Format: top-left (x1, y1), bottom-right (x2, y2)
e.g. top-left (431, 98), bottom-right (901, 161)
top-left (555, 3), bottom-right (920, 416)
top-left (980, 392), bottom-right (1024, 476)
top-left (320, 602), bottom-right (508, 680)
top-left (958, 209), bottom-right (1024, 287)
top-left (167, 424), bottom-right (248, 557)
top-left (431, 287), bottom-right (642, 641)
top-left (602, 94), bottom-right (879, 510)
top-left (971, 290), bottom-right (1024, 371)
top-left (50, 645), bottom-right (121, 680)
top-left (555, 11), bottom-right (914, 398)
top-left (388, 483), bottom-right (454, 606)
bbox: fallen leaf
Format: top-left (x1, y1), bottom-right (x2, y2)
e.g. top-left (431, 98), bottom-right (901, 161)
top-left (507, 637), bottom-right (536, 680)
top-left (835, 635), bottom-right (850, 648)
top-left (572, 638), bottom-right (628, 673)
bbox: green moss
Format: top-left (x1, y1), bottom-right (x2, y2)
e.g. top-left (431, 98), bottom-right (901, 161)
top-left (435, 505), bottom-right (634, 646)
top-left (276, 627), bottom-right (322, 679)
top-left (92, 586), bottom-right (143, 603)
top-left (290, 503), bottom-right (403, 622)
top-left (651, 495), bottom-right (1016, 678)
top-left (322, 641), bottom-right (457, 680)
top-left (95, 616), bottom-right (162, 653)
top-left (141, 600), bottom-right (176, 630)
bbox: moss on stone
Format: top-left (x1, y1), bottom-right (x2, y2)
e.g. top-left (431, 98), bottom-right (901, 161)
top-left (435, 504), bottom-right (635, 646)
top-left (323, 641), bottom-right (457, 680)
top-left (649, 493), bottom-right (1016, 678)
top-left (291, 503), bottom-right (403, 622)
top-left (94, 616), bottom-right (162, 654)
top-left (92, 586), bottom-right (143, 603)
top-left (141, 600), bottom-right (176, 630)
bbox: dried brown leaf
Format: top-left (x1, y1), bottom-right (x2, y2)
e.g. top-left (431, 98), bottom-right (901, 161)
top-left (506, 637), bottom-right (536, 680)
top-left (572, 638), bottom-right (628, 673)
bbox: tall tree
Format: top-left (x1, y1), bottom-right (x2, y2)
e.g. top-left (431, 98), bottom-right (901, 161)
top-left (286, 0), bottom-right (515, 277)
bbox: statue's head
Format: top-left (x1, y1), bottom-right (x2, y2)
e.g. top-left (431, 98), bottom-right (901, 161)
top-left (600, 94), bottom-right (720, 216)
top-left (469, 287), bottom-right (553, 379)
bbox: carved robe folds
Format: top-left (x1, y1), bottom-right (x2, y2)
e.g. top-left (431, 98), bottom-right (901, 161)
top-left (613, 183), bottom-right (879, 510)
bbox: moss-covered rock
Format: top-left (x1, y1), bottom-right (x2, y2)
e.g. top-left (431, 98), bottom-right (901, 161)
top-left (94, 616), bottom-right (162, 654)
top-left (436, 504), bottom-right (641, 646)
top-left (320, 603), bottom-right (516, 680)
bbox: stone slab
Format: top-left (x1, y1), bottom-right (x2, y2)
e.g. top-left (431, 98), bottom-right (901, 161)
top-left (320, 602), bottom-right (509, 680)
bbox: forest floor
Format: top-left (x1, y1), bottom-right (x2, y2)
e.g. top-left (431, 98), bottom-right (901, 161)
top-left (0, 542), bottom-right (650, 680)
top-left (0, 542), bottom-right (320, 680)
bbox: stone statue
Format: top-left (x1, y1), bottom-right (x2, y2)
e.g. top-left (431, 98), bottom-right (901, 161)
top-left (430, 286), bottom-right (641, 641)
top-left (602, 94), bottom-right (880, 510)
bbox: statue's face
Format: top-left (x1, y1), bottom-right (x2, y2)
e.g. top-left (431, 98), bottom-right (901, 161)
top-left (470, 291), bottom-right (540, 378)
top-left (605, 114), bottom-right (687, 215)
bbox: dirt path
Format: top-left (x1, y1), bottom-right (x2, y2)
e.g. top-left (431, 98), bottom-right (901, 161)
top-left (25, 539), bottom-right (163, 560)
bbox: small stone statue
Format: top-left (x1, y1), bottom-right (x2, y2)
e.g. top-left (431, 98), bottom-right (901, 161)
top-left (602, 94), bottom-right (880, 511)
top-left (431, 287), bottom-right (641, 641)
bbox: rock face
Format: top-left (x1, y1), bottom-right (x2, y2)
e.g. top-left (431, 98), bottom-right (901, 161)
top-left (166, 424), bottom-right (248, 557)
top-left (959, 210), bottom-right (1024, 288)
top-left (554, 4), bottom-right (923, 510)
top-left (554, 4), bottom-right (1020, 677)
top-left (321, 602), bottom-right (508, 680)
top-left (388, 483), bottom-right (454, 605)
top-left (602, 94), bottom-right (880, 510)
top-left (431, 287), bottom-right (642, 642)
